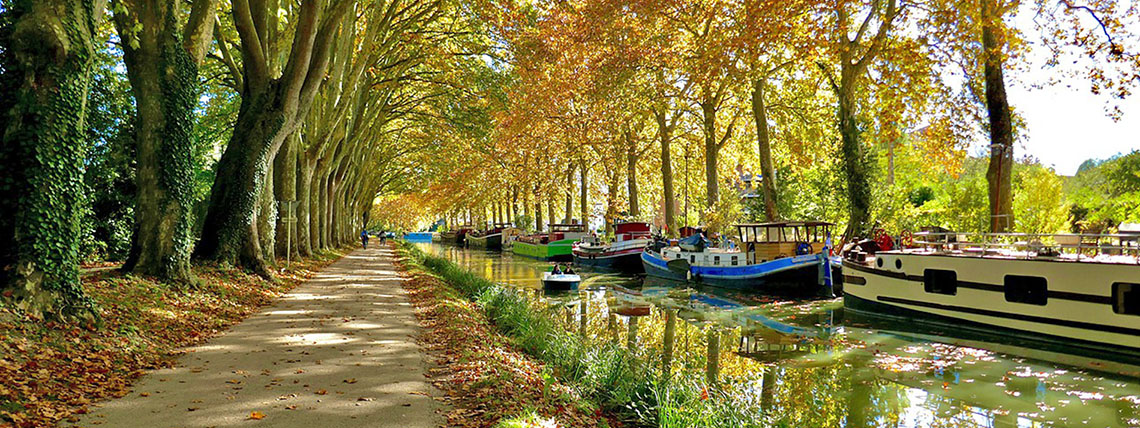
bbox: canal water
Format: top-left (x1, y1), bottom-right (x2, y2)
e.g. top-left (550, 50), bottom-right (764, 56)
top-left (418, 243), bottom-right (1140, 427)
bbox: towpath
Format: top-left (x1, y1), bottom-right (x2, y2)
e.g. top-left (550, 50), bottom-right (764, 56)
top-left (74, 246), bottom-right (441, 428)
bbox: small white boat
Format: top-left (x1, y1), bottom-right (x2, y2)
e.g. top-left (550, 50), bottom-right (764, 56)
top-left (542, 272), bottom-right (581, 290)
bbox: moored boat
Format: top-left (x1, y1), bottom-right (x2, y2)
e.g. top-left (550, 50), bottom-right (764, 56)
top-left (573, 222), bottom-right (652, 272)
top-left (467, 223), bottom-right (512, 250)
top-left (513, 223), bottom-right (589, 261)
top-left (842, 230), bottom-right (1140, 354)
top-left (642, 221), bottom-right (838, 296)
top-left (541, 272), bottom-right (581, 290)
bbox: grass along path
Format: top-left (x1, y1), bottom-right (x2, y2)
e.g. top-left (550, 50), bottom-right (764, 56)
top-left (398, 242), bottom-right (769, 428)
top-left (394, 245), bottom-right (621, 428)
top-left (1, 249), bottom-right (348, 428)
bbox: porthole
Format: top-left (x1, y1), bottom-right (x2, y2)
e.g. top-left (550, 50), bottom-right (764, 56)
top-left (895, 259), bottom-right (903, 270)
top-left (876, 258), bottom-right (884, 268)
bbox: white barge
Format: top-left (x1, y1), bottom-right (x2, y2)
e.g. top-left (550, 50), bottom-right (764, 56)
top-left (843, 231), bottom-right (1140, 353)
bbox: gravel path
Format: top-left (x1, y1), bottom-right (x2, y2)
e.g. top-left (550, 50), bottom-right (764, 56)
top-left (74, 246), bottom-right (442, 427)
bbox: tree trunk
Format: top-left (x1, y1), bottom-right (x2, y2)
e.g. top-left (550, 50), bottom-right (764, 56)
top-left (0, 0), bottom-right (102, 317)
top-left (258, 155), bottom-right (276, 264)
top-left (656, 110), bottom-right (677, 236)
top-left (534, 189), bottom-right (542, 233)
top-left (701, 100), bottom-right (720, 208)
top-left (605, 168), bottom-right (620, 235)
top-left (194, 84), bottom-right (290, 277)
top-left (579, 162), bottom-right (589, 228)
top-left (838, 70), bottom-right (871, 239)
top-left (296, 158), bottom-right (313, 257)
top-left (627, 150), bottom-right (640, 218)
top-left (565, 166), bottom-right (574, 223)
top-left (982, 0), bottom-right (1014, 233)
top-left (546, 198), bottom-right (554, 232)
top-left (751, 78), bottom-right (779, 221)
top-left (274, 137), bottom-right (296, 259)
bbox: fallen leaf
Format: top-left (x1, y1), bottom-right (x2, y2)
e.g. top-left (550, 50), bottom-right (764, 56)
top-left (343, 378), bottom-right (357, 384)
top-left (315, 389), bottom-right (328, 395)
top-left (249, 411), bottom-right (266, 420)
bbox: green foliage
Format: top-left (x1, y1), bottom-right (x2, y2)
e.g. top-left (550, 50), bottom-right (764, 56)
top-left (81, 37), bottom-right (136, 263)
top-left (1012, 163), bottom-right (1068, 234)
top-left (514, 214), bottom-right (534, 233)
top-left (1065, 150), bottom-right (1140, 232)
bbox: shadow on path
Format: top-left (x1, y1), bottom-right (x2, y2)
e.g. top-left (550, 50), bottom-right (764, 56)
top-left (74, 246), bottom-right (442, 427)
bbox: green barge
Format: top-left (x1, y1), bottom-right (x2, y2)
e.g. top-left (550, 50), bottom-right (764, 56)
top-left (511, 223), bottom-right (589, 261)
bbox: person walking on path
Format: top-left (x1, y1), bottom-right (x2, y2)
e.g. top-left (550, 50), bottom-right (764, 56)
top-left (361, 228), bottom-right (370, 249)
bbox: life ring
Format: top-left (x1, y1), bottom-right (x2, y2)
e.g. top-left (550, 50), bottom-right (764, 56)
top-left (899, 230), bottom-right (915, 248)
top-left (795, 242), bottom-right (813, 256)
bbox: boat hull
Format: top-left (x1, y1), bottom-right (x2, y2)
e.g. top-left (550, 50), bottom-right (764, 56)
top-left (573, 247), bottom-right (645, 272)
top-left (641, 250), bottom-right (830, 293)
top-left (842, 254), bottom-right (1140, 353)
top-left (403, 232), bottom-right (434, 243)
top-left (467, 233), bottom-right (503, 250)
top-left (513, 239), bottom-right (575, 261)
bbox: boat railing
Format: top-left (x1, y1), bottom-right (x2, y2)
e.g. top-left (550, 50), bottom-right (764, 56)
top-left (912, 231), bottom-right (1140, 262)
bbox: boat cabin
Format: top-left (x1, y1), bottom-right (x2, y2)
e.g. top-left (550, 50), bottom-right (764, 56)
top-left (614, 222), bottom-right (651, 242)
top-left (521, 223), bottom-right (589, 244)
top-left (736, 221), bottom-right (834, 264)
top-left (679, 226), bottom-right (704, 238)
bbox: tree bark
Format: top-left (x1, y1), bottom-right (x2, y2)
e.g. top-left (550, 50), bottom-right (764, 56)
top-left (564, 166), bottom-right (574, 223)
top-left (275, 135), bottom-right (298, 260)
top-left (982, 0), bottom-right (1014, 233)
top-left (194, 90), bottom-right (289, 276)
top-left (0, 0), bottom-right (103, 317)
top-left (838, 76), bottom-right (871, 239)
top-left (114, 0), bottom-right (216, 286)
top-left (751, 77), bottom-right (779, 221)
top-left (258, 153), bottom-right (276, 264)
top-left (627, 147), bottom-right (640, 218)
top-left (655, 109), bottom-right (677, 236)
top-left (296, 157), bottom-right (313, 257)
top-left (701, 100), bottom-right (720, 208)
top-left (579, 162), bottom-right (589, 228)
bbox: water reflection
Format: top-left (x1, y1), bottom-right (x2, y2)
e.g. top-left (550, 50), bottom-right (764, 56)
top-left (418, 243), bottom-right (1140, 427)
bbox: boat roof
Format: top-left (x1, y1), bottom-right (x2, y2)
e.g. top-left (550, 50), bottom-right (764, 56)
top-left (736, 221), bottom-right (834, 228)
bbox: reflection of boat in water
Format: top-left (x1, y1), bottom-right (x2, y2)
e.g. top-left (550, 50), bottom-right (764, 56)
top-left (573, 222), bottom-right (652, 273)
top-left (843, 230), bottom-right (1140, 360)
top-left (642, 222), bottom-right (838, 296)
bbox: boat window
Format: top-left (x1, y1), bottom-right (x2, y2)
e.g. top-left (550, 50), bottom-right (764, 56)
top-left (1004, 275), bottom-right (1048, 306)
top-left (731, 256), bottom-right (738, 266)
top-left (714, 256), bottom-right (720, 265)
top-left (923, 269), bottom-right (957, 295)
top-left (1113, 283), bottom-right (1140, 316)
top-left (690, 255), bottom-right (695, 264)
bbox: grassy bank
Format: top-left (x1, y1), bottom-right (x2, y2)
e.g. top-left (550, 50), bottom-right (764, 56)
top-left (0, 250), bottom-right (348, 427)
top-left (398, 242), bottom-right (767, 428)
top-left (395, 244), bottom-right (622, 427)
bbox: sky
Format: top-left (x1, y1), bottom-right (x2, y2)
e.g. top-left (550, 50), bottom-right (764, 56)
top-left (988, 6), bottom-right (1140, 176)
top-left (1004, 71), bottom-right (1140, 176)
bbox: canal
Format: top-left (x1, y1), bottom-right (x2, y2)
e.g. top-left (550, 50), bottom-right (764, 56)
top-left (418, 243), bottom-right (1140, 427)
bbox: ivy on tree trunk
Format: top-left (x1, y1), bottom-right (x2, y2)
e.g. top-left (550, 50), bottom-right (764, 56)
top-left (0, 0), bottom-right (103, 317)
